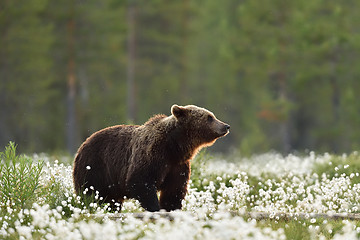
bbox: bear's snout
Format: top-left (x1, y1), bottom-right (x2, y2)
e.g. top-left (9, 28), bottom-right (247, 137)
top-left (214, 121), bottom-right (230, 137)
top-left (221, 124), bottom-right (230, 136)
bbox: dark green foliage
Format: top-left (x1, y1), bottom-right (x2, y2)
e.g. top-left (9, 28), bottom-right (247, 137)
top-left (0, 0), bottom-right (58, 152)
top-left (1, 0), bottom-right (360, 154)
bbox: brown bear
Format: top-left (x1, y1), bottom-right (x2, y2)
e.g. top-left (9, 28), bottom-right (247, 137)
top-left (73, 104), bottom-right (230, 212)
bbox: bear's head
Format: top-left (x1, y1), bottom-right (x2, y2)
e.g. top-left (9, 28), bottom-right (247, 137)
top-left (171, 104), bottom-right (230, 146)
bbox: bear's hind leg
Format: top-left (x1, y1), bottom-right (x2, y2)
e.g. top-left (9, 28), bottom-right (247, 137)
top-left (135, 185), bottom-right (160, 212)
top-left (127, 181), bottom-right (160, 212)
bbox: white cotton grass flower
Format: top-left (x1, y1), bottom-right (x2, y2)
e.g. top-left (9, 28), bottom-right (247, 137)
top-left (206, 152), bottom-right (332, 176)
top-left (30, 203), bottom-right (50, 229)
top-left (15, 225), bottom-right (32, 239)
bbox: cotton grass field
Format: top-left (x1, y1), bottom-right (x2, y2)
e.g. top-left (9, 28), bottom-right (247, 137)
top-left (1, 142), bottom-right (360, 239)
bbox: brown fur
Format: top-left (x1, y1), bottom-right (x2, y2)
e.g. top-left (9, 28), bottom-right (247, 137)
top-left (72, 104), bottom-right (230, 212)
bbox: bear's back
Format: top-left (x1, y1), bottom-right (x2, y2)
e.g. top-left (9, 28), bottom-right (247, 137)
top-left (73, 125), bottom-right (139, 194)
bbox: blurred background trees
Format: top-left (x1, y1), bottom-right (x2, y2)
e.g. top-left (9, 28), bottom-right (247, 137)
top-left (0, 0), bottom-right (359, 155)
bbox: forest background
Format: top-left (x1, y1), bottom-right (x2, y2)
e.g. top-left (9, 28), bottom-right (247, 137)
top-left (1, 0), bottom-right (360, 155)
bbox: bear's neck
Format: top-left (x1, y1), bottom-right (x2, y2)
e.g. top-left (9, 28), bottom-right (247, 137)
top-left (163, 116), bottom-right (203, 163)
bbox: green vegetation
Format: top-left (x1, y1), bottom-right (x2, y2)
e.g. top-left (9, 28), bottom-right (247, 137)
top-left (2, 144), bottom-right (360, 239)
top-left (256, 218), bottom-right (350, 240)
top-left (313, 152), bottom-right (360, 184)
top-left (0, 142), bottom-right (44, 210)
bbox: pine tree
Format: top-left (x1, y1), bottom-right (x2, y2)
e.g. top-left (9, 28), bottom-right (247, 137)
top-left (0, 0), bottom-right (55, 151)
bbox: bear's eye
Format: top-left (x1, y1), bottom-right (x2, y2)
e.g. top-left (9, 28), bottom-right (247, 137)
top-left (207, 115), bottom-right (214, 122)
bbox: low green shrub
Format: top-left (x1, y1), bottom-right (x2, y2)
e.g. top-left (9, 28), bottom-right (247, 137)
top-left (0, 142), bottom-right (44, 210)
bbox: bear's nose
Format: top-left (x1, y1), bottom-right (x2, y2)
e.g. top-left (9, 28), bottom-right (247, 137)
top-left (225, 124), bottom-right (230, 130)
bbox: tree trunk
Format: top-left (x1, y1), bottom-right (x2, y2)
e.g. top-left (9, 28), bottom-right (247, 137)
top-left (126, 1), bottom-right (137, 123)
top-left (278, 77), bottom-right (291, 153)
top-left (180, 0), bottom-right (189, 102)
top-left (0, 0), bottom-right (10, 148)
top-left (66, 4), bottom-right (77, 154)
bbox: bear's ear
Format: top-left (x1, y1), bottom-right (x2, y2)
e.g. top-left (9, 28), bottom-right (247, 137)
top-left (171, 104), bottom-right (187, 119)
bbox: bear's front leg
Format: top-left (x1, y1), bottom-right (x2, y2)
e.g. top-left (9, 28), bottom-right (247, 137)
top-left (159, 162), bottom-right (190, 211)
